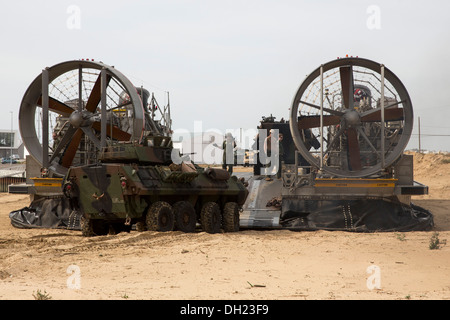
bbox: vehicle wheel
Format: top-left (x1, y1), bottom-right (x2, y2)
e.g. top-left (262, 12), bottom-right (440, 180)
top-left (80, 215), bottom-right (94, 237)
top-left (108, 223), bottom-right (132, 235)
top-left (80, 214), bottom-right (106, 237)
top-left (223, 202), bottom-right (240, 232)
top-left (200, 202), bottom-right (221, 234)
top-left (135, 219), bottom-right (147, 232)
top-left (173, 201), bottom-right (197, 233)
top-left (146, 201), bottom-right (175, 232)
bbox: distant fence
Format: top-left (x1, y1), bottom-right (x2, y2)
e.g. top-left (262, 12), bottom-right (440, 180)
top-left (0, 177), bottom-right (26, 193)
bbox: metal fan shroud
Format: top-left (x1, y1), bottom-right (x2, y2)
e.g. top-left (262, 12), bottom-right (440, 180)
top-left (19, 60), bottom-right (145, 176)
top-left (289, 57), bottom-right (413, 178)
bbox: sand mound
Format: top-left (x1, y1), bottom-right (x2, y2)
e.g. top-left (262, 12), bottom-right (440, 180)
top-left (407, 151), bottom-right (450, 199)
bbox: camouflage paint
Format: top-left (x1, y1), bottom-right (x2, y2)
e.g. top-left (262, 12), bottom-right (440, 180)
top-left (65, 154), bottom-right (248, 222)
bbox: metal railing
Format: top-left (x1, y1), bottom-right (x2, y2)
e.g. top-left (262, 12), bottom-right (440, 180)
top-left (0, 176), bottom-right (26, 193)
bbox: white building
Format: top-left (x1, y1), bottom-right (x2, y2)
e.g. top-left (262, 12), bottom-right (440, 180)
top-left (0, 130), bottom-right (24, 159)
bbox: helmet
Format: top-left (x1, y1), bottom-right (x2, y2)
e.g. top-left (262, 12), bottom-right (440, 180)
top-left (354, 88), bottom-right (363, 100)
top-left (354, 88), bottom-right (367, 101)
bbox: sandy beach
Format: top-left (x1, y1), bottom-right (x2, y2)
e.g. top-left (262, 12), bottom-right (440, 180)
top-left (0, 152), bottom-right (449, 300)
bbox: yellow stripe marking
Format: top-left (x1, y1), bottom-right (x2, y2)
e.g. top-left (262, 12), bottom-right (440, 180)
top-left (34, 182), bottom-right (62, 187)
top-left (314, 179), bottom-right (397, 188)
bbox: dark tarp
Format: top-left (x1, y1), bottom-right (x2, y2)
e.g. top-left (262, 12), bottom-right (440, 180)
top-left (10, 195), bottom-right (434, 233)
top-left (280, 198), bottom-right (434, 232)
top-left (9, 196), bottom-right (81, 230)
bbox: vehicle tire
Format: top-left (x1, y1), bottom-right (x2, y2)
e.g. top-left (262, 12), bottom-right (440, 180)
top-left (80, 215), bottom-right (94, 237)
top-left (108, 223), bottom-right (132, 235)
top-left (135, 219), bottom-right (147, 232)
top-left (173, 201), bottom-right (197, 233)
top-left (80, 214), bottom-right (106, 237)
top-left (146, 201), bottom-right (175, 232)
top-left (222, 202), bottom-right (240, 232)
top-left (200, 202), bottom-right (221, 234)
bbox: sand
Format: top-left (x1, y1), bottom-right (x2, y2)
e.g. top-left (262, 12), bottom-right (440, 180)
top-left (0, 152), bottom-right (449, 300)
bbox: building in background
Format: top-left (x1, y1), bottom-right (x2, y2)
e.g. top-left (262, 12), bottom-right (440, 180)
top-left (0, 130), bottom-right (24, 159)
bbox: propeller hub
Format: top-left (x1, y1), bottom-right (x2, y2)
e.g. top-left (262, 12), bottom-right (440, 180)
top-left (69, 111), bottom-right (84, 128)
top-left (344, 110), bottom-right (360, 127)
top-left (69, 110), bottom-right (94, 128)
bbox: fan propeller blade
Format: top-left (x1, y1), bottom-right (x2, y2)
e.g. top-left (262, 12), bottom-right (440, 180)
top-left (37, 96), bottom-right (74, 116)
top-left (360, 108), bottom-right (404, 122)
top-left (57, 72), bottom-right (126, 168)
top-left (85, 73), bottom-right (112, 112)
top-left (346, 128), bottom-right (362, 171)
top-left (340, 66), bottom-right (354, 109)
top-left (58, 123), bottom-right (130, 168)
top-left (61, 129), bottom-right (83, 168)
top-left (298, 115), bottom-right (341, 129)
top-left (299, 100), bottom-right (344, 116)
top-left (81, 127), bottom-right (101, 149)
top-left (60, 73), bottom-right (112, 168)
top-left (92, 122), bottom-right (131, 141)
top-left (49, 125), bottom-right (78, 164)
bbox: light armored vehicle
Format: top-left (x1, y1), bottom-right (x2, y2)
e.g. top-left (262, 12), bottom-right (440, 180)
top-left (15, 59), bottom-right (248, 236)
top-left (63, 139), bottom-right (248, 236)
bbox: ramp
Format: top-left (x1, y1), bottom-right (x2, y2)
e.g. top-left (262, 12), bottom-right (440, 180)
top-left (240, 176), bottom-right (282, 229)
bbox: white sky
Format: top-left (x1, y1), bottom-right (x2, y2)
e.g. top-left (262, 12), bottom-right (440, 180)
top-left (1, 0), bottom-right (449, 151)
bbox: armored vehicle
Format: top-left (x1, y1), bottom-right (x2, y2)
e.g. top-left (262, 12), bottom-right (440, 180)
top-left (63, 138), bottom-right (248, 236)
top-left (14, 59), bottom-right (248, 236)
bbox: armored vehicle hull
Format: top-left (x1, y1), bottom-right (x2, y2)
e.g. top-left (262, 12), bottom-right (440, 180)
top-left (63, 161), bottom-right (248, 236)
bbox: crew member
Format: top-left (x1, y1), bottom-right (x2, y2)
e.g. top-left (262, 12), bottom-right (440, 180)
top-left (214, 133), bottom-right (237, 174)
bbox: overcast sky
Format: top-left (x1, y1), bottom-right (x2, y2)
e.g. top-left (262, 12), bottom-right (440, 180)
top-left (1, 0), bottom-right (449, 151)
